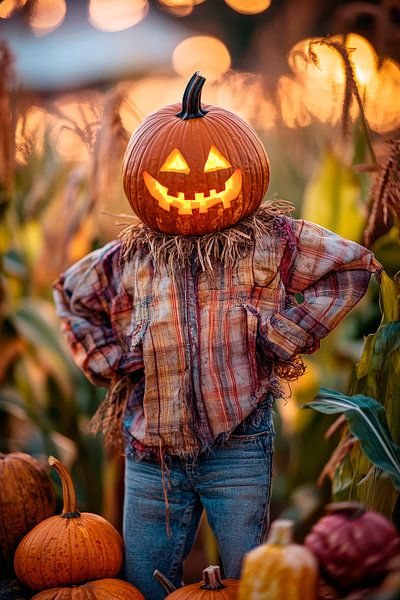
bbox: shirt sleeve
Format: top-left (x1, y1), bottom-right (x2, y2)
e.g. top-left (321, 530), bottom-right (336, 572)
top-left (53, 241), bottom-right (144, 387)
top-left (261, 217), bottom-right (383, 362)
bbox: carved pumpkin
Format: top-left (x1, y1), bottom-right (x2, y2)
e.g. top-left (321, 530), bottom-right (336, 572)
top-left (305, 502), bottom-right (400, 592)
top-left (31, 578), bottom-right (145, 599)
top-left (0, 452), bottom-right (56, 577)
top-left (123, 71), bottom-right (270, 236)
top-left (14, 456), bottom-right (124, 591)
top-left (154, 565), bottom-right (239, 598)
top-left (239, 519), bottom-right (318, 599)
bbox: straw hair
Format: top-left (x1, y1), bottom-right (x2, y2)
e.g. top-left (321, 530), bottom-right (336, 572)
top-left (120, 200), bottom-right (294, 280)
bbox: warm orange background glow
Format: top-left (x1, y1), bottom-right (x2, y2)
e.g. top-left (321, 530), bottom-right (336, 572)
top-left (88, 0), bottom-right (148, 32)
top-left (28, 0), bottom-right (66, 36)
top-left (0, 0), bottom-right (27, 18)
top-left (172, 36), bottom-right (231, 82)
top-left (224, 0), bottom-right (271, 14)
top-left (158, 0), bottom-right (205, 17)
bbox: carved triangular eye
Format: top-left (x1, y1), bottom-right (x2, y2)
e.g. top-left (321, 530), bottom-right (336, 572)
top-left (160, 148), bottom-right (190, 174)
top-left (204, 146), bottom-right (232, 172)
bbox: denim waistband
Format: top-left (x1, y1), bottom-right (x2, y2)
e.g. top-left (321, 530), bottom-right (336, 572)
top-left (229, 395), bottom-right (274, 437)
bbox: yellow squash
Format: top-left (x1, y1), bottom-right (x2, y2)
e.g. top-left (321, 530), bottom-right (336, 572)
top-left (239, 519), bottom-right (318, 600)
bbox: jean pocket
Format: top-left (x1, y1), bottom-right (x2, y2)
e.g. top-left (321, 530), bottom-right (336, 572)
top-left (228, 429), bottom-right (273, 442)
top-left (228, 419), bottom-right (274, 443)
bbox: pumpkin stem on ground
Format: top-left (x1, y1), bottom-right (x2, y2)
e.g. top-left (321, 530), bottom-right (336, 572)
top-left (325, 501), bottom-right (367, 519)
top-left (200, 565), bottom-right (226, 590)
top-left (48, 455), bottom-right (80, 517)
top-left (176, 71), bottom-right (208, 120)
top-left (266, 519), bottom-right (294, 545)
top-left (153, 569), bottom-right (177, 593)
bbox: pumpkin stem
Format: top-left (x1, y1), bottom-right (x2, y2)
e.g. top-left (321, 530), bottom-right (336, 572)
top-left (153, 570), bottom-right (177, 593)
top-left (200, 565), bottom-right (226, 590)
top-left (325, 502), bottom-right (367, 520)
top-left (176, 71), bottom-right (208, 120)
top-left (266, 519), bottom-right (294, 546)
top-left (48, 455), bottom-right (80, 517)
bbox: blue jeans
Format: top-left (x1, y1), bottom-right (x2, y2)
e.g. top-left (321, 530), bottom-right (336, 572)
top-left (123, 406), bottom-right (274, 600)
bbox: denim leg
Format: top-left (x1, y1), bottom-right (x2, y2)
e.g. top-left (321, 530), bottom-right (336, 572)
top-left (123, 455), bottom-right (203, 600)
top-left (193, 430), bottom-right (274, 579)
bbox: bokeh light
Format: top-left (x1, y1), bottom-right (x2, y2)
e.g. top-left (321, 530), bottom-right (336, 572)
top-left (172, 36), bottom-right (231, 82)
top-left (283, 33), bottom-right (380, 127)
top-left (119, 77), bottom-right (184, 132)
top-left (213, 72), bottom-right (276, 131)
top-left (0, 0), bottom-right (27, 18)
top-left (332, 33), bottom-right (377, 86)
top-left (276, 76), bottom-right (312, 128)
top-left (224, 0), bottom-right (271, 15)
top-left (157, 0), bottom-right (205, 18)
top-left (365, 58), bottom-right (400, 133)
top-left (88, 0), bottom-right (148, 32)
top-left (289, 37), bottom-right (345, 84)
top-left (28, 0), bottom-right (66, 36)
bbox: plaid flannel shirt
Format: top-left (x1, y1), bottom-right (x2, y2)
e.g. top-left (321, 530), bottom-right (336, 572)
top-left (53, 216), bottom-right (381, 456)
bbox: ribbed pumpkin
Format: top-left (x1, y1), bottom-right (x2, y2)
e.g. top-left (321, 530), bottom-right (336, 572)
top-left (239, 519), bottom-right (318, 599)
top-left (31, 578), bottom-right (145, 599)
top-left (123, 71), bottom-right (270, 236)
top-left (14, 456), bottom-right (124, 591)
top-left (0, 452), bottom-right (56, 577)
top-left (154, 565), bottom-right (239, 599)
top-left (305, 502), bottom-right (400, 592)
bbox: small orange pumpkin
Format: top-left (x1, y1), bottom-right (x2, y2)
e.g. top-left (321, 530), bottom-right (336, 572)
top-left (123, 72), bottom-right (270, 236)
top-left (154, 565), bottom-right (239, 599)
top-left (239, 519), bottom-right (318, 600)
top-left (30, 578), bottom-right (145, 599)
top-left (0, 452), bottom-right (56, 577)
top-left (14, 456), bottom-right (124, 591)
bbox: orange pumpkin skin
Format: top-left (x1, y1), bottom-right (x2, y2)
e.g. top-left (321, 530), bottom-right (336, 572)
top-left (31, 579), bottom-right (145, 600)
top-left (155, 566), bottom-right (239, 599)
top-left (14, 458), bottom-right (124, 591)
top-left (0, 452), bottom-right (56, 577)
top-left (165, 580), bottom-right (239, 599)
top-left (123, 73), bottom-right (270, 236)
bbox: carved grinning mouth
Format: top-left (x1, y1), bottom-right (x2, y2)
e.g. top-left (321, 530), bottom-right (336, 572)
top-left (143, 169), bottom-right (242, 215)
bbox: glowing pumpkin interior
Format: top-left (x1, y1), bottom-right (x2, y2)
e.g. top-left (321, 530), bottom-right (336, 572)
top-left (143, 146), bottom-right (242, 215)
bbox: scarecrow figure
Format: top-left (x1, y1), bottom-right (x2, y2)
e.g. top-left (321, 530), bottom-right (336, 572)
top-left (54, 73), bottom-right (381, 600)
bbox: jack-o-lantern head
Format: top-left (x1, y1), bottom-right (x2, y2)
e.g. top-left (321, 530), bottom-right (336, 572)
top-left (123, 72), bottom-right (270, 236)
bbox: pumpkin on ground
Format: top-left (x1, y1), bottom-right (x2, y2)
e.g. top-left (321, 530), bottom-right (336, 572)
top-left (123, 71), bottom-right (270, 236)
top-left (31, 578), bottom-right (145, 599)
top-left (305, 502), bottom-right (400, 592)
top-left (14, 456), bottom-right (124, 591)
top-left (239, 519), bottom-right (318, 600)
top-left (154, 565), bottom-right (239, 599)
top-left (0, 452), bottom-right (56, 577)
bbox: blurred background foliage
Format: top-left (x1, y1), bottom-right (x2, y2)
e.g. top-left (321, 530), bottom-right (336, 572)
top-left (0, 0), bottom-right (399, 578)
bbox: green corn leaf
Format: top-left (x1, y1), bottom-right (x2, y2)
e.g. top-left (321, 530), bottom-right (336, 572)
top-left (302, 151), bottom-right (365, 242)
top-left (304, 388), bottom-right (400, 490)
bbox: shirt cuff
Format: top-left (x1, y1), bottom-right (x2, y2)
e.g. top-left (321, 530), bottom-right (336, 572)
top-left (260, 313), bottom-right (319, 360)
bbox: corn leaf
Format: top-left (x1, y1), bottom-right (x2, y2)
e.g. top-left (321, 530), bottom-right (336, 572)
top-left (302, 151), bottom-right (365, 242)
top-left (309, 274), bottom-right (400, 521)
top-left (304, 388), bottom-right (400, 489)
